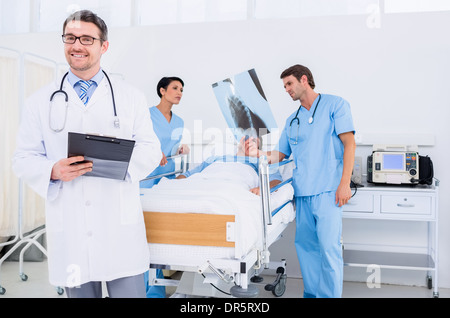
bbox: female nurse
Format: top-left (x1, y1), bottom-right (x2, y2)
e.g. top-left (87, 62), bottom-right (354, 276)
top-left (141, 77), bottom-right (190, 188)
top-left (141, 77), bottom-right (190, 297)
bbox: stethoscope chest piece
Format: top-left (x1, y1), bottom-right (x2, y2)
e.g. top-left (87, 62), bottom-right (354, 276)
top-left (114, 116), bottom-right (120, 129)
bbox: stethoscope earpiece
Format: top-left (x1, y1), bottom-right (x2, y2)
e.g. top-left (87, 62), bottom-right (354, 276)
top-left (308, 117), bottom-right (314, 124)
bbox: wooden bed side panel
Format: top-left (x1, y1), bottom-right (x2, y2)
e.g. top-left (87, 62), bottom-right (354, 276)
top-left (143, 211), bottom-right (235, 247)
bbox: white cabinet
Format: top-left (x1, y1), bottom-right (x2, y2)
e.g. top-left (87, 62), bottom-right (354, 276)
top-left (342, 180), bottom-right (439, 297)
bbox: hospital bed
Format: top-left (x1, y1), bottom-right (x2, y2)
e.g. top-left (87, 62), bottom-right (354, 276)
top-left (140, 154), bottom-right (295, 297)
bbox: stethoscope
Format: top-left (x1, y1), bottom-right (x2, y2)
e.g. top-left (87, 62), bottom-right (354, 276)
top-left (288, 93), bottom-right (321, 145)
top-left (49, 70), bottom-right (119, 133)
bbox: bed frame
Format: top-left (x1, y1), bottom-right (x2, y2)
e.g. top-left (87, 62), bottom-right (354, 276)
top-left (141, 154), bottom-right (293, 297)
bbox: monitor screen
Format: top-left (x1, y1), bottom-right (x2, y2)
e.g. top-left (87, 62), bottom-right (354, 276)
top-left (382, 153), bottom-right (404, 170)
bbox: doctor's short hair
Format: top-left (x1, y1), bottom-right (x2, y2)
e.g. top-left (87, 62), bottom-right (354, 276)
top-left (157, 77), bottom-right (185, 98)
top-left (63, 10), bottom-right (109, 42)
top-left (280, 64), bottom-right (315, 89)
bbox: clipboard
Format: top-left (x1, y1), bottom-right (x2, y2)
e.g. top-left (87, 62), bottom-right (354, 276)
top-left (68, 132), bottom-right (135, 180)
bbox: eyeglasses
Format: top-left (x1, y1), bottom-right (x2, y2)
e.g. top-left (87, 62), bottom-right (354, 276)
top-left (62, 34), bottom-right (102, 45)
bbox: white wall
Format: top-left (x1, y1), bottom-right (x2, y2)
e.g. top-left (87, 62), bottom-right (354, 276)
top-left (2, 11), bottom-right (449, 287)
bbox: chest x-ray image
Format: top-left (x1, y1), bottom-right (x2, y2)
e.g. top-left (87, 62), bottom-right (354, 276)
top-left (212, 69), bottom-right (277, 141)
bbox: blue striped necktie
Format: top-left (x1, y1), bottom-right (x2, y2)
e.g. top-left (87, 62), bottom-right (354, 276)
top-left (79, 80), bottom-right (93, 105)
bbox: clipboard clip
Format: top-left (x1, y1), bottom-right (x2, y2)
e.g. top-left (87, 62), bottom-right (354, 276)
top-left (85, 135), bottom-right (120, 144)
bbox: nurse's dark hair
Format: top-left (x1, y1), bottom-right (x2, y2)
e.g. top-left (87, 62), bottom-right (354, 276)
top-left (280, 64), bottom-right (315, 89)
top-left (157, 77), bottom-right (184, 98)
top-left (63, 10), bottom-right (108, 42)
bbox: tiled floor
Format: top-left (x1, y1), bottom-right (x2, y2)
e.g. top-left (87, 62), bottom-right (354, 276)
top-left (0, 260), bottom-right (448, 298)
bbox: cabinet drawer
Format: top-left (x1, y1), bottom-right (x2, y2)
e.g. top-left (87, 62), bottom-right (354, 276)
top-left (344, 194), bottom-right (374, 213)
top-left (381, 195), bottom-right (431, 215)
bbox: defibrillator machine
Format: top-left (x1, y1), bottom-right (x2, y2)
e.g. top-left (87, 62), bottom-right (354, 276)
top-left (367, 145), bottom-right (419, 185)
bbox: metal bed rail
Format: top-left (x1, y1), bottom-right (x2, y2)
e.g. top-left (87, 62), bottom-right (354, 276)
top-left (258, 157), bottom-right (293, 269)
top-left (140, 153), bottom-right (189, 181)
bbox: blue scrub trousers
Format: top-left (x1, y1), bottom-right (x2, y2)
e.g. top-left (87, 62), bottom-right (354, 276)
top-left (295, 192), bottom-right (343, 298)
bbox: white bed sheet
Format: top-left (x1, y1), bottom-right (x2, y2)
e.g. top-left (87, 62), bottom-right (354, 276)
top-left (140, 175), bottom-right (295, 266)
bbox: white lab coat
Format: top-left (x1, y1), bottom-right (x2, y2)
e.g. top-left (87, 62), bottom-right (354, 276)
top-left (12, 73), bottom-right (161, 287)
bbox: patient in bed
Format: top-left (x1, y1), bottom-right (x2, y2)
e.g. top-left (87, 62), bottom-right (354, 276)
top-left (176, 136), bottom-right (281, 195)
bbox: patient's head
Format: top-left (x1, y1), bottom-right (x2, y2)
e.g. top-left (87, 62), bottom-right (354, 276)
top-left (237, 136), bottom-right (261, 156)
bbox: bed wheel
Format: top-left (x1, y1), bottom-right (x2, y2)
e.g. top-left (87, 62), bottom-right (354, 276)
top-left (56, 287), bottom-right (64, 295)
top-left (271, 274), bottom-right (287, 297)
top-left (426, 276), bottom-right (432, 289)
top-left (264, 267), bottom-right (286, 297)
top-left (230, 285), bottom-right (259, 298)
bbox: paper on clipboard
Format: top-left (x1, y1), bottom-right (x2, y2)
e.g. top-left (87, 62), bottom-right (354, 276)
top-left (67, 132), bottom-right (135, 180)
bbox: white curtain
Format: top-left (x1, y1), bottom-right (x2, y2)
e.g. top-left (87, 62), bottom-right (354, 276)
top-left (0, 53), bottom-right (20, 238)
top-left (20, 59), bottom-right (56, 235)
top-left (0, 53), bottom-right (56, 238)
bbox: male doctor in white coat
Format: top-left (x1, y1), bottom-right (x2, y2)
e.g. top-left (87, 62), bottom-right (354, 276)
top-left (12, 10), bottom-right (161, 298)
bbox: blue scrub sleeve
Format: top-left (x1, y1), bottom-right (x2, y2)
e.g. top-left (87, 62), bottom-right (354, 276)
top-left (333, 98), bottom-right (355, 136)
top-left (269, 170), bottom-right (283, 182)
top-left (275, 119), bottom-right (292, 158)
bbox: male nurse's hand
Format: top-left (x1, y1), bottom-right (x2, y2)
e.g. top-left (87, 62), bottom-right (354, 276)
top-left (178, 144), bottom-right (190, 155)
top-left (51, 156), bottom-right (93, 182)
top-left (335, 182), bottom-right (352, 207)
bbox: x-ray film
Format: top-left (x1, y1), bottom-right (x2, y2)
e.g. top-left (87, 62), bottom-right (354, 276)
top-left (212, 69), bottom-right (277, 141)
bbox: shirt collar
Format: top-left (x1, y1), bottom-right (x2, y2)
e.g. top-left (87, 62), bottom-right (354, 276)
top-left (67, 69), bottom-right (104, 87)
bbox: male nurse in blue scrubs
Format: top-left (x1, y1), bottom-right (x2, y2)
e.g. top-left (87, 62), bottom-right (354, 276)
top-left (248, 64), bottom-right (355, 298)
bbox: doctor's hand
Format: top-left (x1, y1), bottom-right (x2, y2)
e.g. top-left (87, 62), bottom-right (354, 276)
top-left (335, 182), bottom-right (352, 207)
top-left (51, 156), bottom-right (93, 182)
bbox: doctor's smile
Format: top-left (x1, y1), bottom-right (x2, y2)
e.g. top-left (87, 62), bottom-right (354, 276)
top-left (71, 53), bottom-right (88, 58)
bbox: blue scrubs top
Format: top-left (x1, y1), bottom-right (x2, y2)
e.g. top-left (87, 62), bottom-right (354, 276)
top-left (180, 155), bottom-right (282, 182)
top-left (140, 106), bottom-right (184, 188)
top-left (276, 94), bottom-right (355, 197)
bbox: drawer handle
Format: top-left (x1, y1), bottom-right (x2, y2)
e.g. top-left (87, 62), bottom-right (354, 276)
top-left (397, 203), bottom-right (415, 208)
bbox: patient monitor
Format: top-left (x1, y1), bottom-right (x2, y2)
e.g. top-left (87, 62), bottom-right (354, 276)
top-left (367, 144), bottom-right (419, 185)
